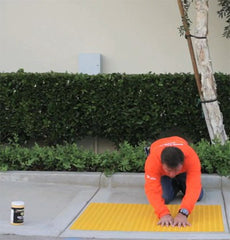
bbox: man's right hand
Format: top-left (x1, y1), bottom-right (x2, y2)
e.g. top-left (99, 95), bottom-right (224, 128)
top-left (157, 214), bottom-right (173, 227)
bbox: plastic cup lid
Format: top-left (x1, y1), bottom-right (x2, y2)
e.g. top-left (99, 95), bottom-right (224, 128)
top-left (11, 201), bottom-right (24, 206)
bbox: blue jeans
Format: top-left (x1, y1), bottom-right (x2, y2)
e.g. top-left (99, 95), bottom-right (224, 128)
top-left (161, 173), bottom-right (204, 204)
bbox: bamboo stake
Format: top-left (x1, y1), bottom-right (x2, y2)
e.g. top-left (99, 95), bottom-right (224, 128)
top-left (177, 0), bottom-right (202, 98)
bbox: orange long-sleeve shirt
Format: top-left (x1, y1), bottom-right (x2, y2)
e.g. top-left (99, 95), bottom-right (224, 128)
top-left (144, 136), bottom-right (202, 218)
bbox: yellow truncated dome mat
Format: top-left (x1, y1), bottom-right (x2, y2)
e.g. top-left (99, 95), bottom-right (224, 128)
top-left (70, 203), bottom-right (224, 232)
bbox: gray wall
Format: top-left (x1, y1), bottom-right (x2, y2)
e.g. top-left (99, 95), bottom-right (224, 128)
top-left (0, 0), bottom-right (229, 74)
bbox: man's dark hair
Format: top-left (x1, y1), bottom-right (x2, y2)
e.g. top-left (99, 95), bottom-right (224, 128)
top-left (161, 147), bottom-right (184, 169)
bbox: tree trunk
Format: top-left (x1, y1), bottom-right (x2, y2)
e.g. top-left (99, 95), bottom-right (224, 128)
top-left (194, 0), bottom-right (228, 144)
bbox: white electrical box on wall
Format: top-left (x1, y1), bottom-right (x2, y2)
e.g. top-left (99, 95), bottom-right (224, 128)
top-left (78, 53), bottom-right (102, 75)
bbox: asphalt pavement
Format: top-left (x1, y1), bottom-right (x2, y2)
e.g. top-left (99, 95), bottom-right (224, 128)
top-left (0, 171), bottom-right (229, 240)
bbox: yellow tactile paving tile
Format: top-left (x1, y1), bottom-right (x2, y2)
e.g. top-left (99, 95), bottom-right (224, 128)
top-left (70, 203), bottom-right (224, 232)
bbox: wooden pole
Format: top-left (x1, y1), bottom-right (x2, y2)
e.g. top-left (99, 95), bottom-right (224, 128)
top-left (177, 0), bottom-right (202, 98)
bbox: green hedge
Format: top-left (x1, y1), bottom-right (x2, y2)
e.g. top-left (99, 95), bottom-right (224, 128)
top-left (0, 140), bottom-right (229, 176)
top-left (0, 70), bottom-right (229, 146)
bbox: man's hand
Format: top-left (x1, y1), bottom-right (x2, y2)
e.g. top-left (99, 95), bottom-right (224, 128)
top-left (173, 213), bottom-right (191, 227)
top-left (158, 214), bottom-right (174, 227)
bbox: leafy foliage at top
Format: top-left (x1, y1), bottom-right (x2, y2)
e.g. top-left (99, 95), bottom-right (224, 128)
top-left (179, 0), bottom-right (230, 38)
top-left (217, 0), bottom-right (230, 38)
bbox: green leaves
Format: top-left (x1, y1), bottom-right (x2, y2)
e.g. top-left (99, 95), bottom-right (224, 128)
top-left (217, 0), bottom-right (230, 38)
top-left (0, 142), bottom-right (146, 174)
top-left (0, 140), bottom-right (229, 176)
top-left (0, 72), bottom-right (229, 146)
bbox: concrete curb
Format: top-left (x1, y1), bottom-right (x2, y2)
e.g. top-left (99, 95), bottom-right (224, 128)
top-left (0, 171), bottom-right (102, 186)
top-left (100, 172), bottom-right (225, 189)
top-left (0, 171), bottom-right (228, 188)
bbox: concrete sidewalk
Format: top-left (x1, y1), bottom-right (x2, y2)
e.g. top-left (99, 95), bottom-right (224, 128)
top-left (0, 171), bottom-right (229, 240)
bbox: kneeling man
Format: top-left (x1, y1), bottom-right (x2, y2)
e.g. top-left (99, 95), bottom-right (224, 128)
top-left (145, 136), bottom-right (203, 227)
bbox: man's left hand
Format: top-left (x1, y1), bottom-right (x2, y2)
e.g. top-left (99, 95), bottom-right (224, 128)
top-left (173, 213), bottom-right (191, 227)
